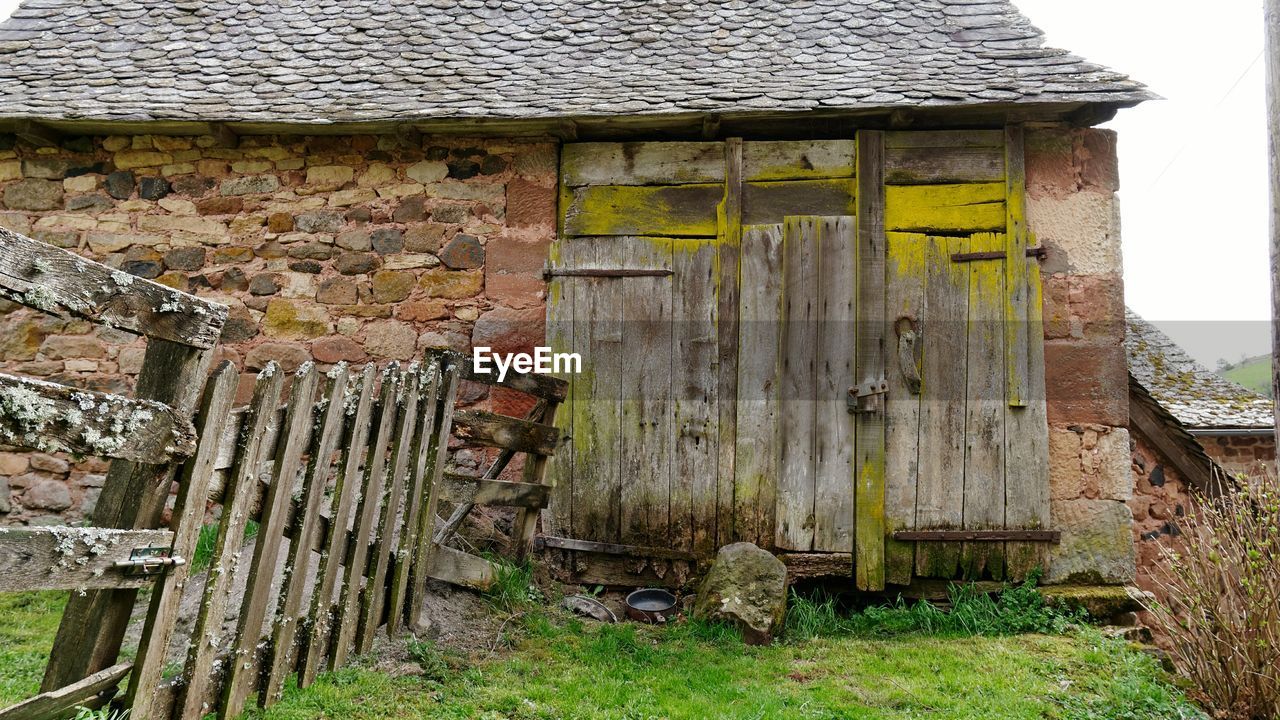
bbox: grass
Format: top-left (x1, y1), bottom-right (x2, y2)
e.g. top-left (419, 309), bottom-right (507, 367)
top-left (243, 580), bottom-right (1201, 720)
top-left (1, 578), bottom-right (1202, 720)
top-left (0, 590), bottom-right (67, 706)
top-left (190, 519), bottom-right (260, 572)
top-left (245, 616), bottom-right (1200, 720)
top-left (1220, 354), bottom-right (1271, 396)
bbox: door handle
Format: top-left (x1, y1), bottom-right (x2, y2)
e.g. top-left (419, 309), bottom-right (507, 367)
top-left (895, 316), bottom-right (922, 395)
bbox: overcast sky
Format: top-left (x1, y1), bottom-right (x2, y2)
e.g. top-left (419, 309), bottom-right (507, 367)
top-left (0, 0), bottom-right (1269, 366)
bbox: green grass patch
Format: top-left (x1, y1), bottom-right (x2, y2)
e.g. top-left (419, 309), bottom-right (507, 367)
top-left (190, 519), bottom-right (260, 573)
top-left (787, 574), bottom-right (1082, 640)
top-left (1221, 355), bottom-right (1272, 397)
top-left (246, 616), bottom-right (1201, 720)
top-left (0, 590), bottom-right (67, 706)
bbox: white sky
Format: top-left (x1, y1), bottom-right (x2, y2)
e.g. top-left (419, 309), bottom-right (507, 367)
top-left (0, 0), bottom-right (1269, 366)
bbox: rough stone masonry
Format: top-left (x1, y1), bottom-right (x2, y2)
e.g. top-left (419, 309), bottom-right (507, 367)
top-left (0, 126), bottom-right (1139, 588)
top-left (0, 131), bottom-right (557, 523)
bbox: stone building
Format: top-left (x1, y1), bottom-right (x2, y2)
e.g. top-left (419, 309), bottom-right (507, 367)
top-left (0, 0), bottom-right (1154, 588)
top-left (1126, 311), bottom-right (1275, 480)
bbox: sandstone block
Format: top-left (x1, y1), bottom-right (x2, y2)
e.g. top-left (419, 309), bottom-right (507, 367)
top-left (406, 160), bottom-right (448, 184)
top-left (316, 276), bottom-right (358, 305)
top-left (64, 175), bottom-right (97, 192)
top-left (335, 252), bottom-right (380, 275)
top-left (221, 174), bottom-right (280, 196)
top-left (114, 150), bottom-right (172, 170)
top-left (397, 299), bottom-right (448, 322)
top-left (418, 268), bottom-right (483, 298)
top-left (23, 479), bottom-right (71, 511)
top-left (1045, 341), bottom-right (1127, 427)
top-left (312, 336), bottom-right (366, 364)
top-left (358, 163), bottom-right (397, 187)
top-left (4, 179), bottom-right (63, 210)
top-left (164, 246), bottom-right (206, 270)
top-left (364, 319), bottom-right (418, 359)
top-left (472, 306), bottom-right (544, 355)
top-left (1047, 499), bottom-right (1135, 584)
top-left (371, 270), bottom-right (415, 303)
top-left (295, 210), bottom-right (344, 233)
top-left (371, 228), bottom-right (404, 254)
top-left (306, 165), bottom-right (354, 186)
top-left (1026, 191), bottom-right (1121, 276)
top-left (245, 341), bottom-right (311, 372)
top-left (263, 299), bottom-right (332, 339)
top-left (506, 177), bottom-right (555, 227)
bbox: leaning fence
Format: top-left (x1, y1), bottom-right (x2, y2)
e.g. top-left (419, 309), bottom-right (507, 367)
top-left (0, 227), bottom-right (565, 719)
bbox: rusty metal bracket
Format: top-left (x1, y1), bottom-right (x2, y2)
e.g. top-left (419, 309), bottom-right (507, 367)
top-left (951, 247), bottom-right (1047, 263)
top-left (542, 266), bottom-right (675, 281)
top-left (113, 546), bottom-right (185, 577)
top-left (847, 378), bottom-right (889, 415)
top-left (893, 530), bottom-right (1061, 543)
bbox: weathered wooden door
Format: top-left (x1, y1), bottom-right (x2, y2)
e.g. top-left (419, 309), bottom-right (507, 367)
top-left (547, 129), bottom-right (1049, 589)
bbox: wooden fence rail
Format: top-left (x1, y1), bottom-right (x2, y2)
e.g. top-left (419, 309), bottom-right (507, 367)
top-left (1, 227), bottom-right (568, 720)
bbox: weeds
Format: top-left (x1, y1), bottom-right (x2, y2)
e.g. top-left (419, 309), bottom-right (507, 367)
top-left (785, 572), bottom-right (1082, 641)
top-left (405, 638), bottom-right (451, 683)
top-left (1143, 470), bottom-right (1280, 720)
top-left (73, 706), bottom-right (130, 720)
top-left (483, 558), bottom-right (542, 612)
top-left (189, 519), bottom-right (260, 572)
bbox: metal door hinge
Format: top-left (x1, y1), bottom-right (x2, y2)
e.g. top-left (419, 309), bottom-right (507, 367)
top-left (847, 379), bottom-right (888, 415)
top-left (113, 546), bottom-right (185, 577)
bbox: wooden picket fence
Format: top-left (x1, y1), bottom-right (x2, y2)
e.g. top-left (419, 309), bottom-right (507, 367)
top-left (0, 227), bottom-right (566, 719)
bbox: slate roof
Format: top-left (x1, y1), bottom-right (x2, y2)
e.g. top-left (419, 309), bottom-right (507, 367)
top-left (0, 0), bottom-right (1152, 125)
top-left (1125, 311), bottom-right (1273, 431)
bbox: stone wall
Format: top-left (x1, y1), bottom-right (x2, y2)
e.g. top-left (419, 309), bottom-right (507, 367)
top-left (1, 125), bottom-right (1141, 588)
top-left (1197, 433), bottom-right (1275, 479)
top-left (0, 132), bottom-right (558, 524)
top-left (1128, 426), bottom-right (1194, 639)
top-left (1028, 126), bottom-right (1136, 584)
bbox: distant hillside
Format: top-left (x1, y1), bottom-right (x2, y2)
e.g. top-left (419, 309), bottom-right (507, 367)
top-left (1220, 354), bottom-right (1273, 398)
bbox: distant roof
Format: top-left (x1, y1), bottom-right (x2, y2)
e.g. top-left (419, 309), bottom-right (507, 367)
top-left (1125, 311), bottom-right (1273, 431)
top-left (0, 0), bottom-right (1153, 125)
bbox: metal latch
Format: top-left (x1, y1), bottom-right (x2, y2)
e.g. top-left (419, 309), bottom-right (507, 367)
top-left (113, 546), bottom-right (185, 577)
top-left (847, 379), bottom-right (888, 415)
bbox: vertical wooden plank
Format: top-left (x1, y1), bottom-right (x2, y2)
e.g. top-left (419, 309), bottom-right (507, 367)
top-left (1004, 125), bottom-right (1030, 408)
top-left (408, 353), bottom-right (461, 629)
top-left (512, 399), bottom-right (560, 559)
top-left (776, 216), bottom-right (818, 551)
top-left (716, 138), bottom-right (743, 548)
top-left (883, 232), bottom-right (928, 586)
top-left (734, 225), bottom-right (783, 548)
top-left (572, 238), bottom-right (624, 544)
top-left (299, 364), bottom-right (375, 687)
top-left (331, 366), bottom-right (400, 670)
top-left (814, 216), bottom-right (856, 554)
top-left (43, 341), bottom-right (213, 692)
top-left (619, 237), bottom-right (674, 547)
top-left (221, 363), bottom-right (320, 720)
top-left (357, 368), bottom-right (420, 655)
top-left (178, 365), bottom-right (284, 720)
top-left (387, 363), bottom-right (441, 636)
top-left (1005, 231), bottom-right (1051, 580)
top-left (262, 364), bottom-right (350, 706)
top-left (914, 237), bottom-right (969, 578)
top-left (671, 239), bottom-right (718, 554)
top-left (544, 238), bottom-right (575, 539)
top-left (961, 234), bottom-right (1008, 581)
top-left (126, 362), bottom-right (239, 720)
top-left (855, 131), bottom-right (887, 590)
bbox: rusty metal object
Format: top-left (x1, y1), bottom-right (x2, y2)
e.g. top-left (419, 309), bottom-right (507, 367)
top-left (624, 588), bottom-right (677, 623)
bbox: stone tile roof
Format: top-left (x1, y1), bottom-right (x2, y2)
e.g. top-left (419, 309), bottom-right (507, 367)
top-left (1125, 311), bottom-right (1273, 431)
top-left (0, 0), bottom-right (1152, 124)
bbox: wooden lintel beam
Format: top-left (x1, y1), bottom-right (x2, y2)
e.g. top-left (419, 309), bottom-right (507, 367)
top-left (535, 535), bottom-right (698, 562)
top-left (206, 122), bottom-right (238, 148)
top-left (14, 120), bottom-right (60, 148)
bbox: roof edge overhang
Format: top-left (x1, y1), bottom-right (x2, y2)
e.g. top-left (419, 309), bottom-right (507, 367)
top-left (0, 98), bottom-right (1145, 141)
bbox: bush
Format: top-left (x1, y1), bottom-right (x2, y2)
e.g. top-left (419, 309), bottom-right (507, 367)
top-left (1143, 470), bottom-right (1280, 720)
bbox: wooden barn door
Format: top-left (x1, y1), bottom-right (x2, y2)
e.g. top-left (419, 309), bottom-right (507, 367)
top-left (547, 138), bottom-right (861, 577)
top-left (546, 128), bottom-right (1050, 590)
top-left (879, 128), bottom-right (1051, 585)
